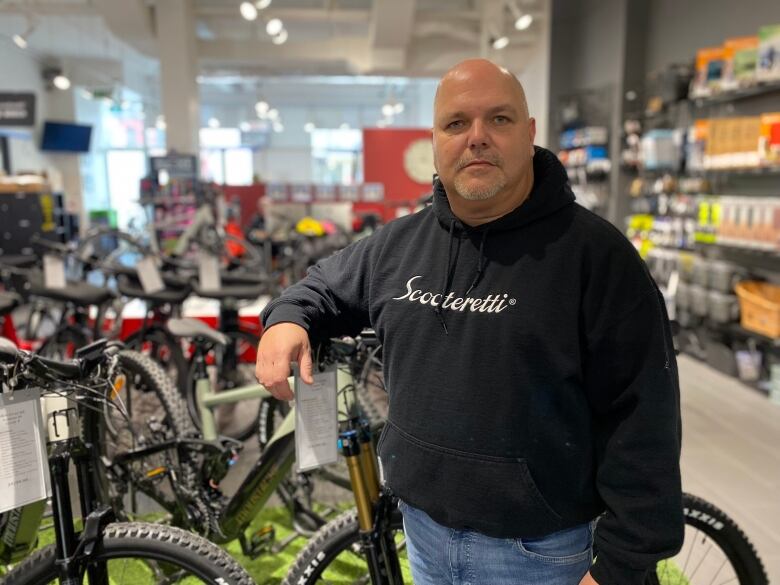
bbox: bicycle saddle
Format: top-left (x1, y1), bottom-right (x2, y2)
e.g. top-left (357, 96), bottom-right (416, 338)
top-left (28, 280), bottom-right (115, 307)
top-left (167, 318), bottom-right (230, 346)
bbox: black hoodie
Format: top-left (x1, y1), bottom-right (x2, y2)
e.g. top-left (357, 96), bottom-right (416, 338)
top-left (262, 147), bottom-right (684, 585)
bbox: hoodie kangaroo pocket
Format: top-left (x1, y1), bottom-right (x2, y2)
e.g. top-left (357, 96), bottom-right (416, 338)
top-left (378, 421), bottom-right (563, 538)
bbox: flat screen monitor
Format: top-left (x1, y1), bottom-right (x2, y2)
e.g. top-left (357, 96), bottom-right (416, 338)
top-left (40, 121), bottom-right (92, 153)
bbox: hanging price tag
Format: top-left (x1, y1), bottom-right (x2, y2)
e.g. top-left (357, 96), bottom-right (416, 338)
top-left (0, 389), bottom-right (51, 514)
top-left (42, 254), bottom-right (66, 289)
top-left (295, 366), bottom-right (338, 472)
top-left (198, 251), bottom-right (222, 291)
top-left (137, 256), bottom-right (165, 294)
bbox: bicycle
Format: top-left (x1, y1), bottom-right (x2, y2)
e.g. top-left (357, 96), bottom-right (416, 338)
top-left (0, 337), bottom-right (255, 584)
top-left (283, 429), bottom-right (769, 585)
top-left (90, 336), bottom-right (368, 556)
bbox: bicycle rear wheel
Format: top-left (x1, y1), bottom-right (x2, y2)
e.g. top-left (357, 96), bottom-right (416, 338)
top-left (2, 522), bottom-right (254, 585)
top-left (186, 329), bottom-right (263, 441)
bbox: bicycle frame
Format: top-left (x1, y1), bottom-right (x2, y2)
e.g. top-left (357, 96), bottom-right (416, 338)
top-left (0, 387), bottom-right (114, 584)
top-left (193, 364), bottom-right (355, 544)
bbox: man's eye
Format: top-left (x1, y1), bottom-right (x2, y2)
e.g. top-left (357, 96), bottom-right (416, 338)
top-left (494, 115), bottom-right (510, 124)
top-left (447, 120), bottom-right (464, 130)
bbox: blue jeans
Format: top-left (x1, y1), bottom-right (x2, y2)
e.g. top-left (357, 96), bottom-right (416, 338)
top-left (399, 500), bottom-right (594, 585)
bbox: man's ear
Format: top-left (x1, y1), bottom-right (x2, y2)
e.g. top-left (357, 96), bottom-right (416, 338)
top-left (528, 117), bottom-right (537, 149)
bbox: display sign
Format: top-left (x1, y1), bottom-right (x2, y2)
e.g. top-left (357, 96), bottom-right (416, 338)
top-left (0, 389), bottom-right (51, 514)
top-left (0, 93), bottom-right (35, 127)
top-left (295, 366), bottom-right (339, 472)
top-left (150, 154), bottom-right (198, 179)
top-left (264, 183), bottom-right (386, 204)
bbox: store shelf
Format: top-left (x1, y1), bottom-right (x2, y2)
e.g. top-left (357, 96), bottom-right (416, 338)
top-left (691, 79), bottom-right (780, 107)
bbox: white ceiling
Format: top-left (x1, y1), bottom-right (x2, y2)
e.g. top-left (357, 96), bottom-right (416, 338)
top-left (0, 0), bottom-right (546, 110)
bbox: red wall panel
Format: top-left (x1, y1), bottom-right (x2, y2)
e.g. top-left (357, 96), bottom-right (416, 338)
top-left (363, 128), bottom-right (434, 221)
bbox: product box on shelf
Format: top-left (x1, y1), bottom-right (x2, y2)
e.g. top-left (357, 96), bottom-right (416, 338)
top-left (759, 112), bottom-right (780, 165)
top-left (686, 120), bottom-right (710, 171)
top-left (691, 47), bottom-right (726, 97)
top-left (757, 24), bottom-right (780, 81)
top-left (641, 129), bottom-right (681, 170)
top-left (722, 37), bottom-right (759, 90)
top-left (704, 117), bottom-right (761, 169)
top-left (708, 290), bottom-right (740, 323)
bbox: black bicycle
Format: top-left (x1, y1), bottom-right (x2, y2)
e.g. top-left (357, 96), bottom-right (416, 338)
top-left (0, 337), bottom-right (254, 585)
top-left (284, 427), bottom-right (769, 585)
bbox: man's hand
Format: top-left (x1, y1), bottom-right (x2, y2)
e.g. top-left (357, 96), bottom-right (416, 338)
top-left (579, 571), bottom-right (599, 585)
top-left (255, 323), bottom-right (313, 401)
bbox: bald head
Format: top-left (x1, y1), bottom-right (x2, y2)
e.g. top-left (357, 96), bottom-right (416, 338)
top-left (435, 59), bottom-right (529, 121)
top-left (431, 58), bottom-right (537, 223)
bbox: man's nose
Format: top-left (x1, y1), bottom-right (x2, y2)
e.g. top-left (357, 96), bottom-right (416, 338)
top-left (467, 119), bottom-right (490, 149)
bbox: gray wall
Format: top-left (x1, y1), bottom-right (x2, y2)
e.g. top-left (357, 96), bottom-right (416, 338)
top-left (645, 0), bottom-right (780, 73)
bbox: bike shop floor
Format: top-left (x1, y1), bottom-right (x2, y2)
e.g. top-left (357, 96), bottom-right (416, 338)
top-left (677, 354), bottom-right (780, 583)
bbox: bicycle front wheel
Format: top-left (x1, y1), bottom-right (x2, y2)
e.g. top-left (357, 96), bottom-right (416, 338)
top-left (2, 522), bottom-right (254, 585)
top-left (283, 507), bottom-right (409, 585)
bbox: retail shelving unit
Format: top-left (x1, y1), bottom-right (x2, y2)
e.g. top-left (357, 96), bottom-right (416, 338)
top-left (632, 81), bottom-right (780, 395)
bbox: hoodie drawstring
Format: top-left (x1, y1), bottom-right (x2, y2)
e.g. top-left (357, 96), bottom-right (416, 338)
top-left (465, 228), bottom-right (489, 296)
top-left (435, 220), bottom-right (456, 334)
top-left (435, 223), bottom-right (490, 334)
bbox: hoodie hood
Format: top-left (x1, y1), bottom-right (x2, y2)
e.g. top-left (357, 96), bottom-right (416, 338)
top-left (432, 145), bottom-right (574, 233)
top-left (430, 146), bottom-right (574, 332)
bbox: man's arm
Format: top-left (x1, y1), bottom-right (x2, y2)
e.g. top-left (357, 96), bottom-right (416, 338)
top-left (583, 286), bottom-right (684, 585)
top-left (256, 232), bottom-right (382, 399)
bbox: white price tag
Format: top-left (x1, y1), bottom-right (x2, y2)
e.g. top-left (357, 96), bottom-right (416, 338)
top-left (43, 254), bottom-right (66, 289)
top-left (295, 367), bottom-right (339, 472)
top-left (198, 251), bottom-right (222, 291)
top-left (0, 389), bottom-right (51, 514)
top-left (137, 256), bottom-right (165, 294)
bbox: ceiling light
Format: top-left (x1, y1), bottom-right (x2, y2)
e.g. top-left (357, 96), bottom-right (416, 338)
top-left (255, 100), bottom-right (269, 113)
top-left (393, 102), bottom-right (405, 114)
top-left (240, 121), bottom-right (251, 132)
top-left (240, 1), bottom-right (258, 21)
top-left (12, 34), bottom-right (28, 49)
top-left (304, 122), bottom-right (315, 133)
top-left (340, 122), bottom-right (350, 130)
top-left (273, 121), bottom-right (284, 133)
top-left (267, 108), bottom-right (279, 121)
top-left (271, 28), bottom-right (288, 45)
top-left (266, 18), bottom-right (283, 36)
top-left (256, 0), bottom-right (272, 9)
top-left (491, 35), bottom-right (509, 50)
top-left (376, 119), bottom-right (387, 128)
top-left (514, 13), bottom-right (533, 30)
top-left (80, 89), bottom-right (93, 100)
top-left (382, 103), bottom-right (395, 117)
top-left (53, 75), bottom-right (71, 90)
top-left (208, 117), bottom-right (220, 128)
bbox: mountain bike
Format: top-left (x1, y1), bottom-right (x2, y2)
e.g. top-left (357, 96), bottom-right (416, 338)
top-left (283, 428), bottom-right (769, 585)
top-left (0, 337), bottom-right (254, 584)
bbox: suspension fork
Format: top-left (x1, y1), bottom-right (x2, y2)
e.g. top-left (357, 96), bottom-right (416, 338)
top-left (340, 426), bottom-right (403, 585)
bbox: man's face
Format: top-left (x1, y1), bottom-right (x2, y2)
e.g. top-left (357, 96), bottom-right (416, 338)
top-left (432, 68), bottom-right (536, 202)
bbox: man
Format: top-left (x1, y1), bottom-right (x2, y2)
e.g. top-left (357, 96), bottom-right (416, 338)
top-left (256, 59), bottom-right (683, 585)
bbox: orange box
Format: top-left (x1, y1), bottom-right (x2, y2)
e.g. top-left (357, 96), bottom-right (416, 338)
top-left (722, 37), bottom-right (759, 88)
top-left (759, 112), bottom-right (780, 165)
top-left (693, 47), bottom-right (726, 96)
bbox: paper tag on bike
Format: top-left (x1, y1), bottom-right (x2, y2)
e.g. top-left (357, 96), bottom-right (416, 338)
top-left (43, 254), bottom-right (66, 289)
top-left (0, 389), bottom-right (51, 514)
top-left (294, 366), bottom-right (339, 472)
top-left (198, 251), bottom-right (222, 292)
top-left (137, 256), bottom-right (165, 294)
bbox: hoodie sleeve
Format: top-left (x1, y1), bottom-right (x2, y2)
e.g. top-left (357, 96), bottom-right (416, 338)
top-left (261, 231), bottom-right (381, 340)
top-left (581, 245), bottom-right (684, 585)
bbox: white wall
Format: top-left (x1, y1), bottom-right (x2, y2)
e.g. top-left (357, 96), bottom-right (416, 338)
top-left (0, 46), bottom-right (53, 177)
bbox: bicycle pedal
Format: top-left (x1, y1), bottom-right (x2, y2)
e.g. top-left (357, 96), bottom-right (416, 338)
top-left (247, 525), bottom-right (275, 558)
